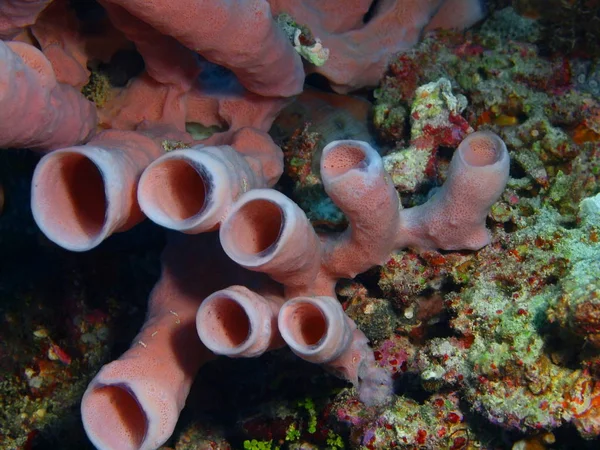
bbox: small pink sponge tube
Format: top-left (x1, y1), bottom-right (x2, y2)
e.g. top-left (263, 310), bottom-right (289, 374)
top-left (278, 296), bottom-right (393, 406)
top-left (398, 131), bottom-right (510, 250)
top-left (138, 145), bottom-right (262, 234)
top-left (138, 128), bottom-right (284, 233)
top-left (219, 189), bottom-right (321, 291)
top-left (0, 41), bottom-right (96, 151)
top-left (31, 130), bottom-right (164, 251)
top-left (196, 285), bottom-right (285, 357)
top-left (278, 296), bottom-right (353, 364)
top-left (320, 140), bottom-right (401, 278)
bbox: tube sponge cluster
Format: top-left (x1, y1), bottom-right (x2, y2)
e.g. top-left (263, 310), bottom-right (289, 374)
top-left (75, 130), bottom-right (508, 449)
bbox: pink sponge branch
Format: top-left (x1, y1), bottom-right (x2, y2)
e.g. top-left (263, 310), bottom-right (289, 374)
top-left (93, 2), bottom-right (293, 138)
top-left (397, 131), bottom-right (510, 250)
top-left (99, 1), bottom-right (201, 89)
top-left (81, 275), bottom-right (211, 450)
top-left (219, 139), bottom-right (401, 295)
top-left (0, 41), bottom-right (96, 151)
top-left (220, 133), bottom-right (509, 297)
top-left (219, 187), bottom-right (394, 403)
top-left (139, 145), bottom-right (262, 234)
top-left (82, 233), bottom-right (249, 450)
top-left (278, 296), bottom-right (393, 406)
top-left (138, 128), bottom-right (283, 233)
top-left (31, 130), bottom-right (164, 251)
top-left (220, 188), bottom-right (322, 294)
top-left (196, 285), bottom-right (285, 358)
top-left (278, 296), bottom-right (353, 365)
top-left (99, 0), bottom-right (304, 97)
top-left (269, 0), bottom-right (485, 93)
top-left (320, 140), bottom-right (401, 280)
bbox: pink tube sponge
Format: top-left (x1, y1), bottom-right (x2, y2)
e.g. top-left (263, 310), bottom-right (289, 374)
top-left (220, 140), bottom-right (402, 298)
top-left (320, 139), bottom-right (401, 278)
top-left (80, 127), bottom-right (509, 447)
top-left (99, 0), bottom-right (304, 97)
top-left (82, 232), bottom-right (268, 450)
top-left (0, 41), bottom-right (96, 151)
top-left (398, 131), bottom-right (510, 250)
top-left (82, 289), bottom-right (206, 450)
top-left (210, 132), bottom-right (508, 408)
top-left (138, 145), bottom-right (261, 234)
top-left (138, 129), bottom-right (283, 234)
top-left (31, 130), bottom-right (164, 251)
top-left (81, 234), bottom-right (228, 450)
top-left (196, 285), bottom-right (285, 357)
top-left (278, 296), bottom-right (392, 406)
top-left (269, 0), bottom-right (485, 93)
top-left (279, 296), bottom-right (353, 364)
top-left (220, 188), bottom-right (322, 292)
